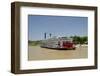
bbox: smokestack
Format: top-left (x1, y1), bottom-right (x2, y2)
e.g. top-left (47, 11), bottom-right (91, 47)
top-left (49, 33), bottom-right (52, 38)
top-left (44, 33), bottom-right (46, 39)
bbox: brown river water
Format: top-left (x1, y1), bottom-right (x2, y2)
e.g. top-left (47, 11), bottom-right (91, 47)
top-left (28, 45), bottom-right (88, 61)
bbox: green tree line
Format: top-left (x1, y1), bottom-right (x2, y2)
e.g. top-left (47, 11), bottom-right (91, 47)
top-left (28, 36), bottom-right (88, 46)
top-left (28, 40), bottom-right (42, 46)
top-left (70, 36), bottom-right (88, 44)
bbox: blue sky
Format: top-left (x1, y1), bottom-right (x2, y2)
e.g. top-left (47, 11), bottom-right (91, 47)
top-left (28, 15), bottom-right (88, 41)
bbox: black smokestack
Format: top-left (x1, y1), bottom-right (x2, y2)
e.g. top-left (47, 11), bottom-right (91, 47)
top-left (44, 33), bottom-right (46, 39)
top-left (49, 33), bottom-right (52, 38)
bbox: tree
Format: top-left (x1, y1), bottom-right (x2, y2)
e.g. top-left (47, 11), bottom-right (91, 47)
top-left (70, 36), bottom-right (80, 44)
top-left (70, 36), bottom-right (88, 45)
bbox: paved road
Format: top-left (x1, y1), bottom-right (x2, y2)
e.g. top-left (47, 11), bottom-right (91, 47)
top-left (28, 45), bottom-right (88, 61)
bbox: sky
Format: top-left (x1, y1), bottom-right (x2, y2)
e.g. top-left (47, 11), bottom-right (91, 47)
top-left (28, 15), bottom-right (88, 41)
